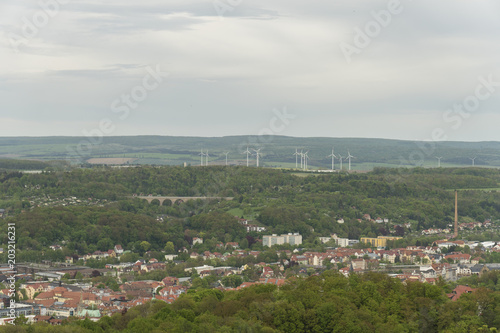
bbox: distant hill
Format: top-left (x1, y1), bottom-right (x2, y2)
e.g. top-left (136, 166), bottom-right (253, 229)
top-left (0, 136), bottom-right (499, 170)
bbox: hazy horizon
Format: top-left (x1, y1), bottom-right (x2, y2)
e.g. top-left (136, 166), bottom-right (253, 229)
top-left (0, 134), bottom-right (499, 145)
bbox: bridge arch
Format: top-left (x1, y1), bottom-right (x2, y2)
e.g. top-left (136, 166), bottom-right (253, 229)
top-left (134, 196), bottom-right (234, 206)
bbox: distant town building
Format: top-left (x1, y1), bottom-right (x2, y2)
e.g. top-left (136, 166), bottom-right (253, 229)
top-left (114, 245), bottom-right (123, 255)
top-left (192, 237), bottom-right (203, 245)
top-left (360, 236), bottom-right (402, 248)
top-left (263, 233), bottom-right (302, 247)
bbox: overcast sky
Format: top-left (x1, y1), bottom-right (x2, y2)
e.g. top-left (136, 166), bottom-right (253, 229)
top-left (1, 0), bottom-right (499, 141)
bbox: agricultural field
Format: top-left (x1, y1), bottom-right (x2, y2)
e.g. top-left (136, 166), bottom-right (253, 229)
top-left (1, 136), bottom-right (500, 171)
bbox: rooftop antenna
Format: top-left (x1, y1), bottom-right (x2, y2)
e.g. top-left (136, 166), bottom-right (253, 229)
top-left (293, 148), bottom-right (300, 169)
top-left (327, 148), bottom-right (337, 171)
top-left (470, 157), bottom-right (476, 166)
top-left (223, 152), bottom-right (229, 166)
top-left (346, 150), bottom-right (355, 171)
top-left (435, 156), bottom-right (443, 168)
top-left (253, 148), bottom-right (262, 167)
top-left (243, 147), bottom-right (251, 167)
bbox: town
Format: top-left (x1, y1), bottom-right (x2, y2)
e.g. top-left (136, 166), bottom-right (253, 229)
top-left (2, 215), bottom-right (499, 325)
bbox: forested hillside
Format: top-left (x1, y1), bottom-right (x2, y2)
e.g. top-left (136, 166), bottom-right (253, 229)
top-left (1, 166), bottom-right (499, 263)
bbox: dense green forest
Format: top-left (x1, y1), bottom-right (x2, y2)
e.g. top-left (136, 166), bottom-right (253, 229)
top-left (1, 271), bottom-right (499, 332)
top-left (1, 166), bottom-right (499, 261)
top-left (0, 159), bottom-right (67, 171)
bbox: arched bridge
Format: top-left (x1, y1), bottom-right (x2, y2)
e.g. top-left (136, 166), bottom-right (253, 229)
top-left (134, 196), bottom-right (234, 205)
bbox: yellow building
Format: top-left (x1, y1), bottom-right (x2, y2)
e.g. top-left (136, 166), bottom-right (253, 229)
top-left (360, 236), bottom-right (402, 247)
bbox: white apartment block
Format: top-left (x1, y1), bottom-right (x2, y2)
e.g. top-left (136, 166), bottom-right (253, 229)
top-left (263, 233), bottom-right (302, 247)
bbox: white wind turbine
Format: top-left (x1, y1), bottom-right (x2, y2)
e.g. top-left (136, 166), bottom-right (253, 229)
top-left (243, 147), bottom-right (251, 167)
top-left (199, 149), bottom-right (205, 166)
top-left (205, 150), bottom-right (210, 166)
top-left (338, 153), bottom-right (343, 170)
top-left (435, 156), bottom-right (443, 168)
top-left (470, 157), bottom-right (476, 166)
top-left (346, 150), bottom-right (355, 171)
top-left (253, 148), bottom-right (262, 167)
top-left (293, 148), bottom-right (300, 169)
top-left (327, 148), bottom-right (337, 171)
top-left (223, 152), bottom-right (229, 166)
top-left (303, 151), bottom-right (309, 170)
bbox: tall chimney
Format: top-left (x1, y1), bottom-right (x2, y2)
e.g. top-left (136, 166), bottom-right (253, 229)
top-left (454, 190), bottom-right (458, 238)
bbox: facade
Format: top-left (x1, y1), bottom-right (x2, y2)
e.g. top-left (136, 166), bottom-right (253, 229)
top-left (263, 233), bottom-right (302, 247)
top-left (0, 303), bottom-right (45, 324)
top-left (360, 236), bottom-right (402, 248)
top-left (192, 237), bottom-right (203, 245)
top-left (262, 235), bottom-right (285, 247)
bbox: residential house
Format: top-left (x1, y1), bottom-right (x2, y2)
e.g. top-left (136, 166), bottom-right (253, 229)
top-left (447, 285), bottom-right (476, 301)
top-left (470, 264), bottom-right (489, 277)
top-left (444, 253), bottom-right (471, 264)
top-left (192, 237), bottom-right (203, 245)
top-left (456, 264), bottom-right (472, 276)
top-left (114, 245), bottom-right (123, 255)
top-left (471, 257), bottom-right (482, 265)
top-left (22, 283), bottom-right (50, 300)
top-left (261, 267), bottom-right (274, 278)
top-left (162, 277), bottom-right (179, 287)
top-left (290, 255), bottom-right (308, 265)
top-left (225, 242), bottom-right (239, 249)
top-left (158, 286), bottom-right (186, 297)
top-left (351, 258), bottom-right (366, 271)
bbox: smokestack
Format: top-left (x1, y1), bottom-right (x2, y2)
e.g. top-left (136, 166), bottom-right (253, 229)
top-left (454, 190), bottom-right (458, 238)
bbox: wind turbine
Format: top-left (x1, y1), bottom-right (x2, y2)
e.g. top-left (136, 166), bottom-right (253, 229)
top-left (223, 152), bottom-right (229, 166)
top-left (199, 149), bottom-right (205, 166)
top-left (300, 150), bottom-right (304, 169)
top-left (205, 150), bottom-right (209, 166)
top-left (293, 148), bottom-right (300, 169)
top-left (253, 148), bottom-right (262, 167)
top-left (346, 151), bottom-right (355, 171)
top-left (470, 157), bottom-right (476, 166)
top-left (243, 147), bottom-right (251, 167)
top-left (435, 156), bottom-right (443, 168)
top-left (303, 151), bottom-right (309, 171)
top-left (338, 154), bottom-right (343, 170)
top-left (327, 148), bottom-right (337, 171)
